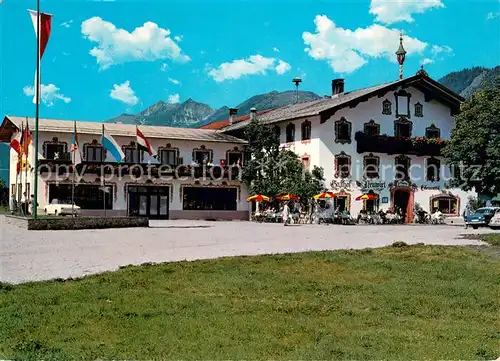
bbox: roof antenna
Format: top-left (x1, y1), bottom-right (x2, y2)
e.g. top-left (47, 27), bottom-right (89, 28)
top-left (292, 77), bottom-right (302, 103)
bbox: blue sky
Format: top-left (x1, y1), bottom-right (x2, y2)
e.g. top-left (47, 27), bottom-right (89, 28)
top-left (0, 0), bottom-right (499, 123)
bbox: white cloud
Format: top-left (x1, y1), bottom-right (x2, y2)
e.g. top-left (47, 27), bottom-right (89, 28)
top-left (23, 84), bottom-right (71, 106)
top-left (370, 0), bottom-right (444, 25)
top-left (61, 20), bottom-right (73, 28)
top-left (208, 54), bottom-right (292, 82)
top-left (81, 17), bottom-right (190, 70)
top-left (168, 77), bottom-right (181, 85)
top-left (302, 15), bottom-right (428, 74)
top-left (174, 35), bottom-right (182, 42)
top-left (487, 11), bottom-right (500, 20)
top-left (275, 60), bottom-right (291, 75)
top-left (420, 58), bottom-right (434, 66)
top-left (168, 93), bottom-right (180, 104)
top-left (160, 63), bottom-right (169, 72)
top-left (431, 45), bottom-right (453, 55)
top-left (110, 81), bottom-right (139, 106)
top-left (273, 47), bottom-right (280, 52)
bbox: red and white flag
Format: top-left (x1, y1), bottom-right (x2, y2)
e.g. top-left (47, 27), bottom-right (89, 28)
top-left (136, 127), bottom-right (157, 158)
top-left (28, 9), bottom-right (52, 104)
top-left (9, 131), bottom-right (22, 155)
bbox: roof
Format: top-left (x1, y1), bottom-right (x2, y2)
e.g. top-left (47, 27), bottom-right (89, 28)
top-left (199, 109), bottom-right (275, 130)
top-left (0, 116), bottom-right (247, 144)
top-left (221, 73), bottom-right (464, 133)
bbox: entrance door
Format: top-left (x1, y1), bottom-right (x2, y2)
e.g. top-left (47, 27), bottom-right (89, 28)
top-left (128, 186), bottom-right (169, 219)
top-left (336, 197), bottom-right (347, 212)
top-left (394, 190), bottom-right (410, 223)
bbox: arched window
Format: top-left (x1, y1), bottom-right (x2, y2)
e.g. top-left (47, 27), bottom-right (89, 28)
top-left (426, 124), bottom-right (441, 139)
top-left (394, 117), bottom-right (413, 138)
top-left (414, 102), bottom-right (423, 117)
top-left (334, 117), bottom-right (352, 144)
top-left (382, 99), bottom-right (392, 115)
top-left (364, 120), bottom-right (380, 136)
top-left (335, 151), bottom-right (351, 179)
top-left (363, 153), bottom-right (380, 179)
top-left (426, 157), bottom-right (441, 182)
top-left (301, 120), bottom-right (311, 141)
top-left (395, 155), bottom-right (411, 181)
top-left (285, 123), bottom-right (295, 143)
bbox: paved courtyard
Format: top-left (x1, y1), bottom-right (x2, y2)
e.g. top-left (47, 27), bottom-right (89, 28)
top-left (0, 216), bottom-right (495, 284)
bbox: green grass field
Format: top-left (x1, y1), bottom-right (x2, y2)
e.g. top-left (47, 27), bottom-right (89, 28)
top-left (1, 244), bottom-right (499, 360)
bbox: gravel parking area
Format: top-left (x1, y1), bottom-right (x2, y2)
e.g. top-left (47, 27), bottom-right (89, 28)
top-left (0, 216), bottom-right (494, 284)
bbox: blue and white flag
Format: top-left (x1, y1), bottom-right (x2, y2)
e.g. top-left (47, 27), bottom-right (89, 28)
top-left (102, 127), bottom-right (125, 162)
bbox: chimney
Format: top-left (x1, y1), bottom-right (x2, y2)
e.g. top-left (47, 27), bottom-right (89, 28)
top-left (332, 79), bottom-right (344, 97)
top-left (249, 107), bottom-right (257, 121)
top-left (229, 108), bottom-right (238, 124)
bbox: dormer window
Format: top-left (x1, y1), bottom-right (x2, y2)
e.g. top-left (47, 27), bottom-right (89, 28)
top-left (301, 120), bottom-right (311, 141)
top-left (414, 102), bottom-right (423, 117)
top-left (334, 117), bottom-right (352, 144)
top-left (364, 120), bottom-right (380, 136)
top-left (394, 118), bottom-right (412, 138)
top-left (426, 124), bottom-right (440, 139)
top-left (286, 123), bottom-right (295, 143)
top-left (382, 99), bottom-right (392, 115)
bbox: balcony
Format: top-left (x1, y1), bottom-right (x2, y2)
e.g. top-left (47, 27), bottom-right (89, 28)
top-left (355, 132), bottom-right (448, 156)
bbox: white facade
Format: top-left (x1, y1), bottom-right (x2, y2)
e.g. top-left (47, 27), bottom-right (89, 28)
top-left (272, 84), bottom-right (475, 221)
top-left (5, 119), bottom-right (250, 220)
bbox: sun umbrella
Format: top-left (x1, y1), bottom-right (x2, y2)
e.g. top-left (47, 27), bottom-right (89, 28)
top-left (276, 193), bottom-right (299, 201)
top-left (313, 192), bottom-right (337, 200)
top-left (247, 194), bottom-right (271, 202)
top-left (355, 193), bottom-right (378, 201)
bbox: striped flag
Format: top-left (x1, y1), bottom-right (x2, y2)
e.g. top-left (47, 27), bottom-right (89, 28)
top-left (102, 125), bottom-right (125, 162)
top-left (9, 131), bottom-right (22, 155)
top-left (28, 9), bottom-right (52, 104)
top-left (71, 121), bottom-right (82, 166)
top-left (136, 126), bottom-right (157, 157)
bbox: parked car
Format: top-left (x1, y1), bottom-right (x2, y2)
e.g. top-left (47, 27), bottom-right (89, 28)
top-left (44, 202), bottom-right (81, 216)
top-left (489, 209), bottom-right (500, 230)
top-left (466, 207), bottom-right (500, 229)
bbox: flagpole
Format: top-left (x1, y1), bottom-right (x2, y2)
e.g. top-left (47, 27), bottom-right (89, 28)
top-left (24, 119), bottom-right (29, 215)
top-left (18, 122), bottom-right (24, 215)
top-left (32, 0), bottom-right (41, 219)
top-left (102, 123), bottom-right (106, 218)
top-left (71, 121), bottom-right (76, 217)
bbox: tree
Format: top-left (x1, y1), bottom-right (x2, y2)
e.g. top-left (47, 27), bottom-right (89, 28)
top-left (0, 178), bottom-right (5, 189)
top-left (242, 117), bottom-right (325, 206)
top-left (443, 80), bottom-right (500, 195)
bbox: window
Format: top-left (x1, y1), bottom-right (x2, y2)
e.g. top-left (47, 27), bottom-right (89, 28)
top-left (85, 145), bottom-right (104, 162)
top-left (124, 148), bottom-right (143, 163)
top-left (43, 138), bottom-right (68, 160)
top-left (160, 149), bottom-right (178, 166)
top-left (301, 120), bottom-right (311, 141)
top-left (394, 118), bottom-right (412, 138)
top-left (426, 124), bottom-right (440, 139)
top-left (334, 117), bottom-right (352, 144)
top-left (395, 90), bottom-right (411, 118)
top-left (301, 156), bottom-right (310, 170)
top-left (364, 120), bottom-right (380, 136)
top-left (363, 153), bottom-right (380, 179)
top-left (382, 99), bottom-right (392, 115)
top-left (194, 151), bottom-right (211, 165)
top-left (183, 187), bottom-right (237, 210)
top-left (395, 155), bottom-right (411, 180)
top-left (335, 152), bottom-right (351, 178)
top-left (49, 184), bottom-right (113, 210)
top-left (273, 126), bottom-right (281, 139)
top-left (430, 195), bottom-right (459, 215)
top-left (227, 151), bottom-right (243, 166)
top-left (426, 157), bottom-right (441, 181)
top-left (286, 123), bottom-right (295, 143)
top-left (414, 102), bottom-right (423, 117)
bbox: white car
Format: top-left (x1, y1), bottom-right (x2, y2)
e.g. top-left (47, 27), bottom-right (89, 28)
top-left (489, 209), bottom-right (500, 230)
top-left (44, 202), bottom-right (81, 216)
